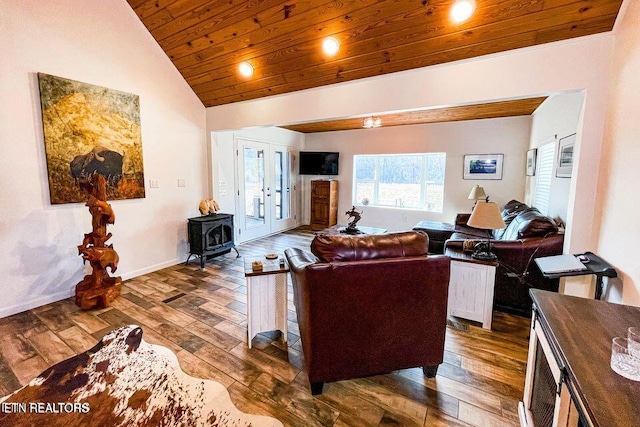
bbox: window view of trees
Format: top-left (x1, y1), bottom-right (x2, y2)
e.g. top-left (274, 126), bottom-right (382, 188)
top-left (354, 153), bottom-right (446, 212)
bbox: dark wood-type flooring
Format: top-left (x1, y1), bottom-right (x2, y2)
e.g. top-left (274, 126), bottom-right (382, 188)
top-left (0, 227), bottom-right (530, 426)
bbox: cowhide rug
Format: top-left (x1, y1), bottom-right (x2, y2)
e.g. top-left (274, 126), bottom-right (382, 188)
top-left (0, 325), bottom-right (283, 427)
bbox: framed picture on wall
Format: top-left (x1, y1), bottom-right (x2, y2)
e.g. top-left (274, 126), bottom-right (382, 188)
top-left (556, 134), bottom-right (576, 178)
top-left (38, 73), bottom-right (146, 204)
top-left (526, 148), bottom-right (537, 176)
top-left (463, 154), bottom-right (504, 180)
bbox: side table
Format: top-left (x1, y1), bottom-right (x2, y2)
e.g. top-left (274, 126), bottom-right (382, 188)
top-left (445, 247), bottom-right (497, 329)
top-left (534, 251), bottom-right (617, 300)
top-left (413, 221), bottom-right (455, 254)
top-left (243, 256), bottom-right (289, 348)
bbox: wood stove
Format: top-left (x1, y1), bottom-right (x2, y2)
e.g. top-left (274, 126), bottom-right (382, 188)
top-left (186, 214), bottom-right (238, 269)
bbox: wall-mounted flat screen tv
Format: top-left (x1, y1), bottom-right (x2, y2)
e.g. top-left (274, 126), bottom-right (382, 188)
top-left (299, 151), bottom-right (339, 175)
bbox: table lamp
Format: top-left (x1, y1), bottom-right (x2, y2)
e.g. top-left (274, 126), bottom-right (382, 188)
top-left (468, 185), bottom-right (487, 208)
top-left (467, 200), bottom-right (506, 261)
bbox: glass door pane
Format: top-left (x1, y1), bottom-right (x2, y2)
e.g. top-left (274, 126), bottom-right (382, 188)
top-left (244, 146), bottom-right (265, 229)
top-left (274, 150), bottom-right (291, 221)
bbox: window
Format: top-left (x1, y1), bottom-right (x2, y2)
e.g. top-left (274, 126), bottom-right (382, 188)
top-left (353, 153), bottom-right (446, 212)
top-left (534, 142), bottom-right (555, 216)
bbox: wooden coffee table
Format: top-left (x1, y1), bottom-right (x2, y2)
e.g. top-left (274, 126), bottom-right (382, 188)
top-left (317, 225), bottom-right (387, 235)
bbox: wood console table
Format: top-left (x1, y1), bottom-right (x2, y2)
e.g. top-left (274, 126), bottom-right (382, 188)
top-left (519, 289), bottom-right (640, 427)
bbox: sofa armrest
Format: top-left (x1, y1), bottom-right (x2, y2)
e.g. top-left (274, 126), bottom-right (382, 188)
top-left (445, 232), bottom-right (563, 272)
top-left (284, 247), bottom-right (319, 272)
top-left (444, 238), bottom-right (482, 251)
top-left (483, 233), bottom-right (564, 279)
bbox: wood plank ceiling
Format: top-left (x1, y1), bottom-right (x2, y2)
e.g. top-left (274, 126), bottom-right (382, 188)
top-left (127, 0), bottom-right (623, 109)
top-left (280, 96), bottom-right (547, 132)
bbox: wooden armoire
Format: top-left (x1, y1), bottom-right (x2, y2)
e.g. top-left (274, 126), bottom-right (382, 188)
top-left (310, 180), bottom-right (338, 231)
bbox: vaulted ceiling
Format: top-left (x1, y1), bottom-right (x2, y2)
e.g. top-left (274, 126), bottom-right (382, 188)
top-left (127, 0), bottom-right (623, 109)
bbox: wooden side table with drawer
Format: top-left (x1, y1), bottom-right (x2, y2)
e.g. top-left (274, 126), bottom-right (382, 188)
top-left (445, 247), bottom-right (497, 329)
top-left (243, 256), bottom-right (289, 348)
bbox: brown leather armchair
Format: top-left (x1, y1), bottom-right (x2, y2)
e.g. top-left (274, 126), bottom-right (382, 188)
top-left (445, 200), bottom-right (564, 316)
top-left (284, 231), bottom-right (450, 395)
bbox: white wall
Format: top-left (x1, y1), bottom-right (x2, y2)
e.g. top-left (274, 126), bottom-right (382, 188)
top-left (206, 34), bottom-right (614, 262)
top-left (596, 0), bottom-right (640, 306)
top-left (525, 91), bottom-right (585, 223)
top-left (0, 0), bottom-right (206, 317)
top-left (302, 117), bottom-right (531, 231)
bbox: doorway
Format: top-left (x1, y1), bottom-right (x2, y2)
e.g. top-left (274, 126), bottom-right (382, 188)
top-left (235, 138), bottom-right (296, 242)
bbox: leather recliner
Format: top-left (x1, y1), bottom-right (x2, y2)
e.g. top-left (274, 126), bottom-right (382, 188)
top-left (284, 231), bottom-right (450, 395)
top-left (445, 200), bottom-right (564, 316)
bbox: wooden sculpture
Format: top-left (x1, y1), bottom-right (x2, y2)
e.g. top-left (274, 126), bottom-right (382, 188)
top-left (75, 174), bottom-right (122, 310)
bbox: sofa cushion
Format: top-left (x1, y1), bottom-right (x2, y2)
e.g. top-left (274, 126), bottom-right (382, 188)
top-left (311, 231), bottom-right (429, 262)
top-left (493, 200), bottom-right (530, 239)
top-left (501, 208), bottom-right (558, 240)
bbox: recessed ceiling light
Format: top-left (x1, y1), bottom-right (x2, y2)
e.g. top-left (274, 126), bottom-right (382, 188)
top-left (238, 61), bottom-right (254, 78)
top-left (450, 0), bottom-right (475, 23)
top-left (363, 117), bottom-right (382, 128)
top-left (322, 37), bottom-right (340, 56)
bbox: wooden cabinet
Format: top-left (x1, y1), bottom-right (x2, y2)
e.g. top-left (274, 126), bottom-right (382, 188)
top-left (445, 248), bottom-right (497, 329)
top-left (519, 290), bottom-right (640, 427)
top-left (310, 180), bottom-right (338, 231)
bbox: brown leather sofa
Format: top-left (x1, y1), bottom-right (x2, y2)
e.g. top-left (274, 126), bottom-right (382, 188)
top-left (284, 231), bottom-right (450, 395)
top-left (444, 200), bottom-right (564, 316)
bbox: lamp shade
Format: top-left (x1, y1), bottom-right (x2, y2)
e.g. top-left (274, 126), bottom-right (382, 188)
top-left (467, 201), bottom-right (506, 230)
top-left (468, 185), bottom-right (487, 200)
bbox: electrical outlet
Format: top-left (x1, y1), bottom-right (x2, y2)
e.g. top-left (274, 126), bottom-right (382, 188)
top-left (177, 178), bottom-right (186, 187)
top-left (219, 189), bottom-right (227, 196)
top-left (149, 179), bottom-right (159, 188)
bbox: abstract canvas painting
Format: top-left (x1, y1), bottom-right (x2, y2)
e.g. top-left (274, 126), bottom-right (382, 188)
top-left (38, 73), bottom-right (145, 204)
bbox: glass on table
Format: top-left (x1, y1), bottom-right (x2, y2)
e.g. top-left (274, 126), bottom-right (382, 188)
top-left (628, 327), bottom-right (640, 358)
top-left (611, 336), bottom-right (640, 381)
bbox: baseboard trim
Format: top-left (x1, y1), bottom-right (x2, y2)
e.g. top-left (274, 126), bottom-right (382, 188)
top-left (237, 224), bottom-right (302, 245)
top-left (0, 289), bottom-right (75, 318)
top-left (120, 258), bottom-right (181, 281)
top-left (0, 258), bottom-right (183, 319)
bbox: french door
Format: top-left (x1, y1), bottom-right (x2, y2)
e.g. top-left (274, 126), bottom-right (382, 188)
top-left (236, 138), bottom-right (295, 242)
